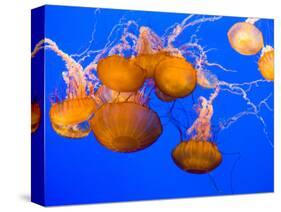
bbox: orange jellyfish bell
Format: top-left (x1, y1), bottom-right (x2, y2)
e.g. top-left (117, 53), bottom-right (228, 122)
top-left (154, 57), bottom-right (197, 98)
top-left (258, 46), bottom-right (274, 81)
top-left (97, 55), bottom-right (145, 92)
top-left (227, 22), bottom-right (264, 55)
top-left (172, 140), bottom-right (222, 174)
top-left (49, 97), bottom-right (98, 138)
top-left (31, 103), bottom-right (41, 133)
top-left (134, 52), bottom-right (170, 78)
top-left (90, 102), bottom-right (162, 153)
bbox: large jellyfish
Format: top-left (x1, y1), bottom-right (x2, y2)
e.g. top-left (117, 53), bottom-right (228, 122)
top-left (90, 92), bottom-right (162, 153)
top-left (154, 56), bottom-right (197, 98)
top-left (227, 18), bottom-right (264, 55)
top-left (97, 55), bottom-right (145, 92)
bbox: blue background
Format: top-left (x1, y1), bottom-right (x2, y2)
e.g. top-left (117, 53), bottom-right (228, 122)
top-left (32, 5), bottom-right (274, 206)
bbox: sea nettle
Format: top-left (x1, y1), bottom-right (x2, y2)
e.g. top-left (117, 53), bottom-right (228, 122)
top-left (172, 140), bottom-right (222, 174)
top-left (154, 56), bottom-right (197, 98)
top-left (49, 97), bottom-right (98, 138)
top-left (97, 55), bottom-right (145, 92)
top-left (90, 102), bottom-right (162, 153)
top-left (228, 22), bottom-right (264, 55)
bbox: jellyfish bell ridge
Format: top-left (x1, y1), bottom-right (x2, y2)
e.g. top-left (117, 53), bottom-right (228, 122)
top-left (154, 56), bottom-right (197, 98)
top-left (227, 22), bottom-right (264, 55)
top-left (172, 140), bottom-right (222, 174)
top-left (90, 102), bottom-right (162, 153)
top-left (97, 55), bottom-right (146, 92)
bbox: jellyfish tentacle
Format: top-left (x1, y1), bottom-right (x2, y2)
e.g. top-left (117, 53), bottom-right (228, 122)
top-left (220, 151), bottom-right (242, 194)
top-left (218, 80), bottom-right (273, 147)
top-left (208, 173), bottom-right (223, 194)
top-left (31, 38), bottom-right (89, 98)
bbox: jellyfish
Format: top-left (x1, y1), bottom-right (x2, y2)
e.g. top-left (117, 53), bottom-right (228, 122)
top-left (171, 87), bottom-right (222, 174)
top-left (31, 102), bottom-right (41, 133)
top-left (227, 19), bottom-right (264, 55)
top-left (258, 45), bottom-right (274, 81)
top-left (50, 97), bottom-right (98, 138)
top-left (196, 69), bottom-right (219, 89)
top-left (172, 140), bottom-right (222, 174)
top-left (32, 39), bottom-right (101, 138)
top-left (154, 56), bottom-right (197, 98)
top-left (90, 101), bottom-right (162, 153)
top-left (97, 55), bottom-right (146, 92)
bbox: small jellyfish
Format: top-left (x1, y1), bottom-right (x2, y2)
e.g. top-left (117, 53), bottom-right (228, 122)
top-left (258, 46), bottom-right (274, 81)
top-left (197, 69), bottom-right (219, 89)
top-left (172, 140), bottom-right (222, 174)
top-left (31, 103), bottom-right (41, 133)
top-left (133, 52), bottom-right (170, 78)
top-left (49, 97), bottom-right (98, 138)
top-left (227, 22), bottom-right (264, 55)
top-left (90, 102), bottom-right (162, 153)
top-left (155, 87), bottom-right (175, 102)
top-left (154, 56), bottom-right (197, 98)
top-left (172, 89), bottom-right (222, 174)
top-left (97, 55), bottom-right (145, 92)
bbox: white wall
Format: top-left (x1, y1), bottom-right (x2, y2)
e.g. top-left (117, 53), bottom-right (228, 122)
top-left (0, 0), bottom-right (279, 211)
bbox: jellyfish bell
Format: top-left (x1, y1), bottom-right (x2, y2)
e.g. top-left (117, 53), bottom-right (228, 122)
top-left (90, 102), bottom-right (162, 153)
top-left (49, 97), bottom-right (98, 138)
top-left (172, 140), bottom-right (222, 174)
top-left (154, 56), bottom-right (197, 98)
top-left (227, 22), bottom-right (264, 55)
top-left (258, 45), bottom-right (274, 81)
top-left (97, 55), bottom-right (145, 92)
top-left (31, 103), bottom-right (41, 133)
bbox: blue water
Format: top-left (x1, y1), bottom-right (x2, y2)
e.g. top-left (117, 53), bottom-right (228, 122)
top-left (32, 5), bottom-right (274, 206)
